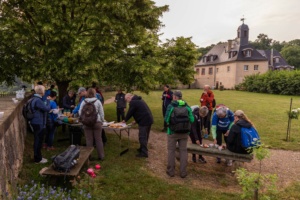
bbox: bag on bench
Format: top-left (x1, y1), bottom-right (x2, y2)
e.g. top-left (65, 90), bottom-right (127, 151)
top-left (52, 145), bottom-right (80, 172)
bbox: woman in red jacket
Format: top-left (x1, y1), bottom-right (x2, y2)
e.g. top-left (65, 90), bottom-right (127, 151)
top-left (200, 85), bottom-right (214, 138)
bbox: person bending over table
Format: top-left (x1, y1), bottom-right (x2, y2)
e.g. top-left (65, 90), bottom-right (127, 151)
top-left (122, 93), bottom-right (153, 158)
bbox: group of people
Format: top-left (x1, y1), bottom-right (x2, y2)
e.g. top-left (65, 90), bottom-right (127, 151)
top-left (162, 85), bottom-right (254, 178)
top-left (27, 83), bottom-right (254, 181)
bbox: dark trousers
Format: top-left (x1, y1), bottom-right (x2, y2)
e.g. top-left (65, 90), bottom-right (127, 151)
top-left (203, 110), bottom-right (212, 134)
top-left (138, 125), bottom-right (151, 156)
top-left (216, 129), bottom-right (228, 146)
top-left (189, 132), bottom-right (203, 159)
top-left (162, 105), bottom-right (168, 129)
top-left (32, 124), bottom-right (45, 162)
top-left (117, 108), bottom-right (125, 122)
top-left (45, 122), bottom-right (56, 147)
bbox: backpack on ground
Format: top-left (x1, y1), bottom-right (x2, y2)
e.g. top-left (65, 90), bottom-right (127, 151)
top-left (52, 145), bottom-right (80, 172)
top-left (240, 126), bottom-right (260, 149)
top-left (79, 100), bottom-right (98, 127)
top-left (22, 97), bottom-right (37, 120)
top-left (169, 106), bottom-right (191, 133)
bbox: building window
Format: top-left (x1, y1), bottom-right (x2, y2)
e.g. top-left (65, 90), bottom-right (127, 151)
top-left (209, 67), bottom-right (213, 75)
top-left (227, 66), bottom-right (230, 72)
top-left (244, 65), bottom-right (249, 71)
top-left (275, 57), bottom-right (279, 63)
top-left (203, 57), bottom-right (206, 62)
top-left (244, 30), bottom-right (248, 37)
top-left (254, 65), bottom-right (259, 70)
top-left (196, 68), bottom-right (200, 74)
top-left (245, 50), bottom-right (251, 57)
top-left (201, 68), bottom-right (205, 75)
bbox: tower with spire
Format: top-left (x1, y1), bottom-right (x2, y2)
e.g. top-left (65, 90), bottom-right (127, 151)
top-left (237, 18), bottom-right (249, 46)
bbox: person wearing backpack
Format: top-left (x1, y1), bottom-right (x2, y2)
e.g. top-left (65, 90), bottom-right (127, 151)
top-left (123, 93), bottom-right (153, 158)
top-left (30, 85), bottom-right (51, 163)
top-left (79, 88), bottom-right (105, 160)
top-left (227, 110), bottom-right (254, 151)
top-left (200, 85), bottom-right (215, 139)
top-left (165, 90), bottom-right (194, 178)
top-left (211, 105), bottom-right (234, 164)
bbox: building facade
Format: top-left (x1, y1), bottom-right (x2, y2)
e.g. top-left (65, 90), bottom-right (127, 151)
top-left (194, 22), bottom-right (293, 89)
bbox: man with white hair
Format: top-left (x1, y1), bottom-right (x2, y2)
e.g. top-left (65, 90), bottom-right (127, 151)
top-left (29, 85), bottom-right (51, 163)
top-left (123, 93), bottom-right (153, 158)
top-left (211, 105), bottom-right (234, 163)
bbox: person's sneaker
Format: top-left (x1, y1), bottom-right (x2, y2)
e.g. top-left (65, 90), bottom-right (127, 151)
top-left (204, 134), bottom-right (209, 139)
top-left (166, 171), bottom-right (174, 177)
top-left (216, 158), bottom-right (221, 164)
top-left (36, 158), bottom-right (48, 164)
top-left (198, 156), bottom-right (207, 163)
top-left (180, 174), bottom-right (187, 178)
top-left (136, 153), bottom-right (148, 158)
top-left (227, 160), bottom-right (233, 166)
top-left (192, 155), bottom-right (196, 163)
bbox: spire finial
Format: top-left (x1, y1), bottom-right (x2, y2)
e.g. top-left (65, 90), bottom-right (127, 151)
top-left (241, 16), bottom-right (245, 24)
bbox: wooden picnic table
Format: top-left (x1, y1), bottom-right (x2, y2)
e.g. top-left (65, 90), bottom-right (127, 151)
top-left (40, 146), bottom-right (94, 179)
top-left (60, 121), bottom-right (132, 156)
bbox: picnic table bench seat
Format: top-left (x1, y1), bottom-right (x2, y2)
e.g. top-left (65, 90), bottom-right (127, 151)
top-left (39, 146), bottom-right (94, 178)
top-left (176, 143), bottom-right (253, 163)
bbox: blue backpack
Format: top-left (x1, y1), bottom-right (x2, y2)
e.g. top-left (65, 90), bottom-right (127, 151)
top-left (241, 126), bottom-right (260, 148)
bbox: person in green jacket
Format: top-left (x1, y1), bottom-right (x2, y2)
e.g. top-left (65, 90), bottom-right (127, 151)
top-left (164, 90), bottom-right (194, 178)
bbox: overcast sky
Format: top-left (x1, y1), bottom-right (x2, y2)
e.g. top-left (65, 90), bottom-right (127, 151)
top-left (154, 0), bottom-right (300, 47)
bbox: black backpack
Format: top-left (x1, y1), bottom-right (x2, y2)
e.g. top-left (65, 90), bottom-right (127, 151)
top-left (79, 100), bottom-right (98, 127)
top-left (52, 145), bottom-right (80, 172)
top-left (169, 106), bottom-right (191, 133)
top-left (22, 97), bottom-right (37, 120)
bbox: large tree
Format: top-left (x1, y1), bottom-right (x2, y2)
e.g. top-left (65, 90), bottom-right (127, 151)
top-left (281, 41), bottom-right (300, 69)
top-left (0, 0), bottom-right (172, 103)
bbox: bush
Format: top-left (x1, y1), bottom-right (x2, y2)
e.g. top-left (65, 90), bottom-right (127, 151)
top-left (239, 70), bottom-right (300, 95)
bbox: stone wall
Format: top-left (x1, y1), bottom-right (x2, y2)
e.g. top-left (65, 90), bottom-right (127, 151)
top-left (0, 96), bottom-right (29, 198)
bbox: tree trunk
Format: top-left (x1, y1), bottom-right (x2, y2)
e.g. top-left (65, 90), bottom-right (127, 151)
top-left (56, 80), bottom-right (70, 107)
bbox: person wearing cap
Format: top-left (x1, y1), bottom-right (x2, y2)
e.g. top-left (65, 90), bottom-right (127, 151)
top-left (72, 87), bottom-right (87, 115)
top-left (211, 105), bottom-right (234, 164)
top-left (161, 85), bottom-right (173, 132)
top-left (200, 85), bottom-right (214, 138)
top-left (122, 93), bottom-right (153, 158)
top-left (115, 89), bottom-right (126, 122)
top-left (164, 90), bottom-right (194, 178)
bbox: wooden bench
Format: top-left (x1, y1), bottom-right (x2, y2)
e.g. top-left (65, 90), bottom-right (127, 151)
top-left (39, 146), bottom-right (94, 181)
top-left (176, 143), bottom-right (253, 162)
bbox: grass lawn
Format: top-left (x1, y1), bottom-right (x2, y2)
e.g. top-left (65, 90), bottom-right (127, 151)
top-left (16, 89), bottom-right (300, 199)
top-left (104, 89), bottom-right (300, 151)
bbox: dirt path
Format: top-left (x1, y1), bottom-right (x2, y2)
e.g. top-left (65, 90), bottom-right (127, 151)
top-left (128, 129), bottom-right (300, 192)
top-left (104, 97), bottom-right (115, 104)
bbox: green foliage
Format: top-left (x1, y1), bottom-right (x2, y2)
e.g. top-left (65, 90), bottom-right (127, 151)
top-left (287, 108), bottom-right (300, 120)
top-left (281, 45), bottom-right (300, 69)
top-left (236, 145), bottom-right (278, 200)
top-left (236, 70), bottom-right (300, 95)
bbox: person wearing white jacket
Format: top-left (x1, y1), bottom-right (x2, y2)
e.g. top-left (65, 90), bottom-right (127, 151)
top-left (79, 88), bottom-right (105, 160)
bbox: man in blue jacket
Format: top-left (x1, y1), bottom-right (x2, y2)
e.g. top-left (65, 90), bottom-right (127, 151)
top-left (29, 85), bottom-right (51, 163)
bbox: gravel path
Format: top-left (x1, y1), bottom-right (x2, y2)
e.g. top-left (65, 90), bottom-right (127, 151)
top-left (128, 129), bottom-right (300, 192)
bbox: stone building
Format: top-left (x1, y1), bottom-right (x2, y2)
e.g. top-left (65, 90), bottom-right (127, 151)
top-left (194, 21), bottom-right (294, 89)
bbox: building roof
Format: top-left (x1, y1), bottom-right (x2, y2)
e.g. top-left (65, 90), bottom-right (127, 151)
top-left (257, 50), bottom-right (294, 69)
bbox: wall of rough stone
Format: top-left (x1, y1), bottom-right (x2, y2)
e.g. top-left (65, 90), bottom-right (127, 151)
top-left (0, 96), bottom-right (29, 198)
